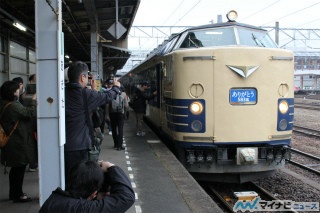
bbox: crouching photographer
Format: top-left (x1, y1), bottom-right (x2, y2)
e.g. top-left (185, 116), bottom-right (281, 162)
top-left (40, 161), bottom-right (135, 213)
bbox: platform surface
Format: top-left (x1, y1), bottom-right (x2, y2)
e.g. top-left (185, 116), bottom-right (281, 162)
top-left (0, 111), bottom-right (223, 213)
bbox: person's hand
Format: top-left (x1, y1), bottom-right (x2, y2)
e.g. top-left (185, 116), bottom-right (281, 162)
top-left (91, 79), bottom-right (97, 91)
top-left (113, 78), bottom-right (121, 87)
top-left (32, 93), bottom-right (37, 100)
top-left (99, 161), bottom-right (114, 172)
top-left (96, 191), bottom-right (110, 200)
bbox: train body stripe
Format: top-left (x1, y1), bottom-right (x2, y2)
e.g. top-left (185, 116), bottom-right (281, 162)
top-left (165, 98), bottom-right (206, 133)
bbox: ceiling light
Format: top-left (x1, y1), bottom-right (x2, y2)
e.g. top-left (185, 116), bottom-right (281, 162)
top-left (13, 22), bottom-right (27, 31)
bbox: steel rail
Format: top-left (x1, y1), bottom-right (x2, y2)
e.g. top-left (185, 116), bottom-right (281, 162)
top-left (289, 147), bottom-right (320, 161)
top-left (287, 159), bottom-right (320, 176)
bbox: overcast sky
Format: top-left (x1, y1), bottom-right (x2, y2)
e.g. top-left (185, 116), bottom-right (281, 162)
top-left (120, 0), bottom-right (320, 72)
top-left (132, 0), bottom-right (320, 28)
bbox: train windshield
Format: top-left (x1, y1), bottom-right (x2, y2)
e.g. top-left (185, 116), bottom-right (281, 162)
top-left (179, 26), bottom-right (277, 48)
top-left (237, 27), bottom-right (277, 48)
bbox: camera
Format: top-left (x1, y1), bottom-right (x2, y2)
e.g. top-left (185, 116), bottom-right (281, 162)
top-left (106, 79), bottom-right (114, 85)
top-left (87, 75), bottom-right (93, 87)
top-left (26, 84), bottom-right (36, 95)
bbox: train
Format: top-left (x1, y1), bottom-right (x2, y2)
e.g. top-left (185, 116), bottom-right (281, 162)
top-left (121, 11), bottom-right (294, 183)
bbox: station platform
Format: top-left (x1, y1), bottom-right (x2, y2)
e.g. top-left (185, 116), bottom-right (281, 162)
top-left (0, 110), bottom-right (223, 213)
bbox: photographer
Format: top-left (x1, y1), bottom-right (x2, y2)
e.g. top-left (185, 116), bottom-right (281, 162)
top-left (64, 61), bottom-right (120, 178)
top-left (39, 160), bottom-right (135, 213)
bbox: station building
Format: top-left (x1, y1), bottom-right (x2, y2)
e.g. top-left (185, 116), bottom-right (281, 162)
top-left (294, 51), bottom-right (320, 91)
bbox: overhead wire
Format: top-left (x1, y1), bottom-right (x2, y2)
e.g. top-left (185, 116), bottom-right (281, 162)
top-left (260, 1), bottom-right (320, 26)
top-left (295, 17), bottom-right (320, 28)
top-left (172, 0), bottom-right (201, 26)
top-left (239, 0), bottom-right (280, 22)
top-left (126, 1), bottom-right (320, 73)
top-left (160, 0), bottom-right (185, 26)
top-left (139, 0), bottom-right (201, 51)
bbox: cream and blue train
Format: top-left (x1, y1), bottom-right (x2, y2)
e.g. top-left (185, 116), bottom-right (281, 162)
top-left (122, 11), bottom-right (294, 182)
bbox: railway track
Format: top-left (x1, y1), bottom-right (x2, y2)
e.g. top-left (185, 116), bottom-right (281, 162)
top-left (201, 181), bottom-right (297, 212)
top-left (287, 147), bottom-right (320, 176)
top-left (294, 103), bottom-right (320, 110)
top-left (294, 103), bottom-right (320, 111)
top-left (293, 125), bottom-right (320, 138)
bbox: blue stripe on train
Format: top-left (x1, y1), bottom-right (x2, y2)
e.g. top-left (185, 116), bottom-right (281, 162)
top-left (165, 98), bottom-right (206, 133)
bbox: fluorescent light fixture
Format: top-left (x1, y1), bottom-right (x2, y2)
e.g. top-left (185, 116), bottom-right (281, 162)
top-left (13, 21), bottom-right (27, 31)
top-left (100, 39), bottom-right (112, 43)
top-left (65, 55), bottom-right (70, 59)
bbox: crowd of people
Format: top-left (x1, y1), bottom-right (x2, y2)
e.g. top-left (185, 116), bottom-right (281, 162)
top-left (0, 60), bottom-right (159, 211)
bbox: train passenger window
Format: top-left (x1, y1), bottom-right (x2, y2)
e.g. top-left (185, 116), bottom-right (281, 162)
top-left (237, 28), bottom-right (277, 48)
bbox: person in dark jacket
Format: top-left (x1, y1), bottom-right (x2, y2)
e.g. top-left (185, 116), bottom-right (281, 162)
top-left (132, 82), bottom-right (156, 136)
top-left (65, 61), bottom-right (120, 178)
top-left (39, 160), bottom-right (135, 213)
top-left (109, 91), bottom-right (129, 150)
top-left (101, 79), bottom-right (114, 135)
top-left (0, 81), bottom-right (37, 202)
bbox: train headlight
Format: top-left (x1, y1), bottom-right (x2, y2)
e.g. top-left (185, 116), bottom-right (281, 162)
top-left (190, 101), bottom-right (203, 115)
top-left (191, 120), bottom-right (202, 132)
top-left (226, 10), bottom-right (238, 22)
top-left (279, 100), bottom-right (289, 114)
top-left (279, 119), bottom-right (288, 130)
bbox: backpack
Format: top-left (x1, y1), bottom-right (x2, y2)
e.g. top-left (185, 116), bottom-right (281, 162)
top-left (111, 94), bottom-right (126, 114)
top-left (92, 107), bottom-right (104, 128)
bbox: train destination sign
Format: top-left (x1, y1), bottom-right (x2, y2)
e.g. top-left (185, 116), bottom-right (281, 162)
top-left (230, 88), bottom-right (257, 105)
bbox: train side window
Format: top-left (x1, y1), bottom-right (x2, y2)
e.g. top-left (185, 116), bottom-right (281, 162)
top-left (180, 32), bottom-right (203, 48)
top-left (162, 37), bottom-right (179, 54)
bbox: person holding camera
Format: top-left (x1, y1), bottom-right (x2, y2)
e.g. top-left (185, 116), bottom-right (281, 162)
top-left (0, 81), bottom-right (37, 202)
top-left (64, 61), bottom-right (121, 178)
top-left (39, 160), bottom-right (135, 213)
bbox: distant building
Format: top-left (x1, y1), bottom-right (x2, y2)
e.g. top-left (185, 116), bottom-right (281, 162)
top-left (294, 51), bottom-right (320, 90)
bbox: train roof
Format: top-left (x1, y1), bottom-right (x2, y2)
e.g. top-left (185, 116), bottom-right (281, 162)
top-left (141, 21), bottom-right (269, 60)
top-left (123, 18), bottom-right (275, 76)
top-left (182, 21), bottom-right (266, 34)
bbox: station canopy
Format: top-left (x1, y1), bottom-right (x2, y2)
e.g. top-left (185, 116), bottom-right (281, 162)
top-left (0, 0), bottom-right (140, 76)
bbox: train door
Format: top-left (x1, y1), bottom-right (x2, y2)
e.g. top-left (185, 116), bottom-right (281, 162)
top-left (159, 56), bottom-right (173, 136)
top-left (147, 63), bottom-right (161, 126)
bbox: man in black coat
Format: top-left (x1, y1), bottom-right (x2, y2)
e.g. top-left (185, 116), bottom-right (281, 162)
top-left (39, 160), bottom-right (135, 213)
top-left (132, 82), bottom-right (156, 136)
top-left (65, 61), bottom-right (121, 177)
